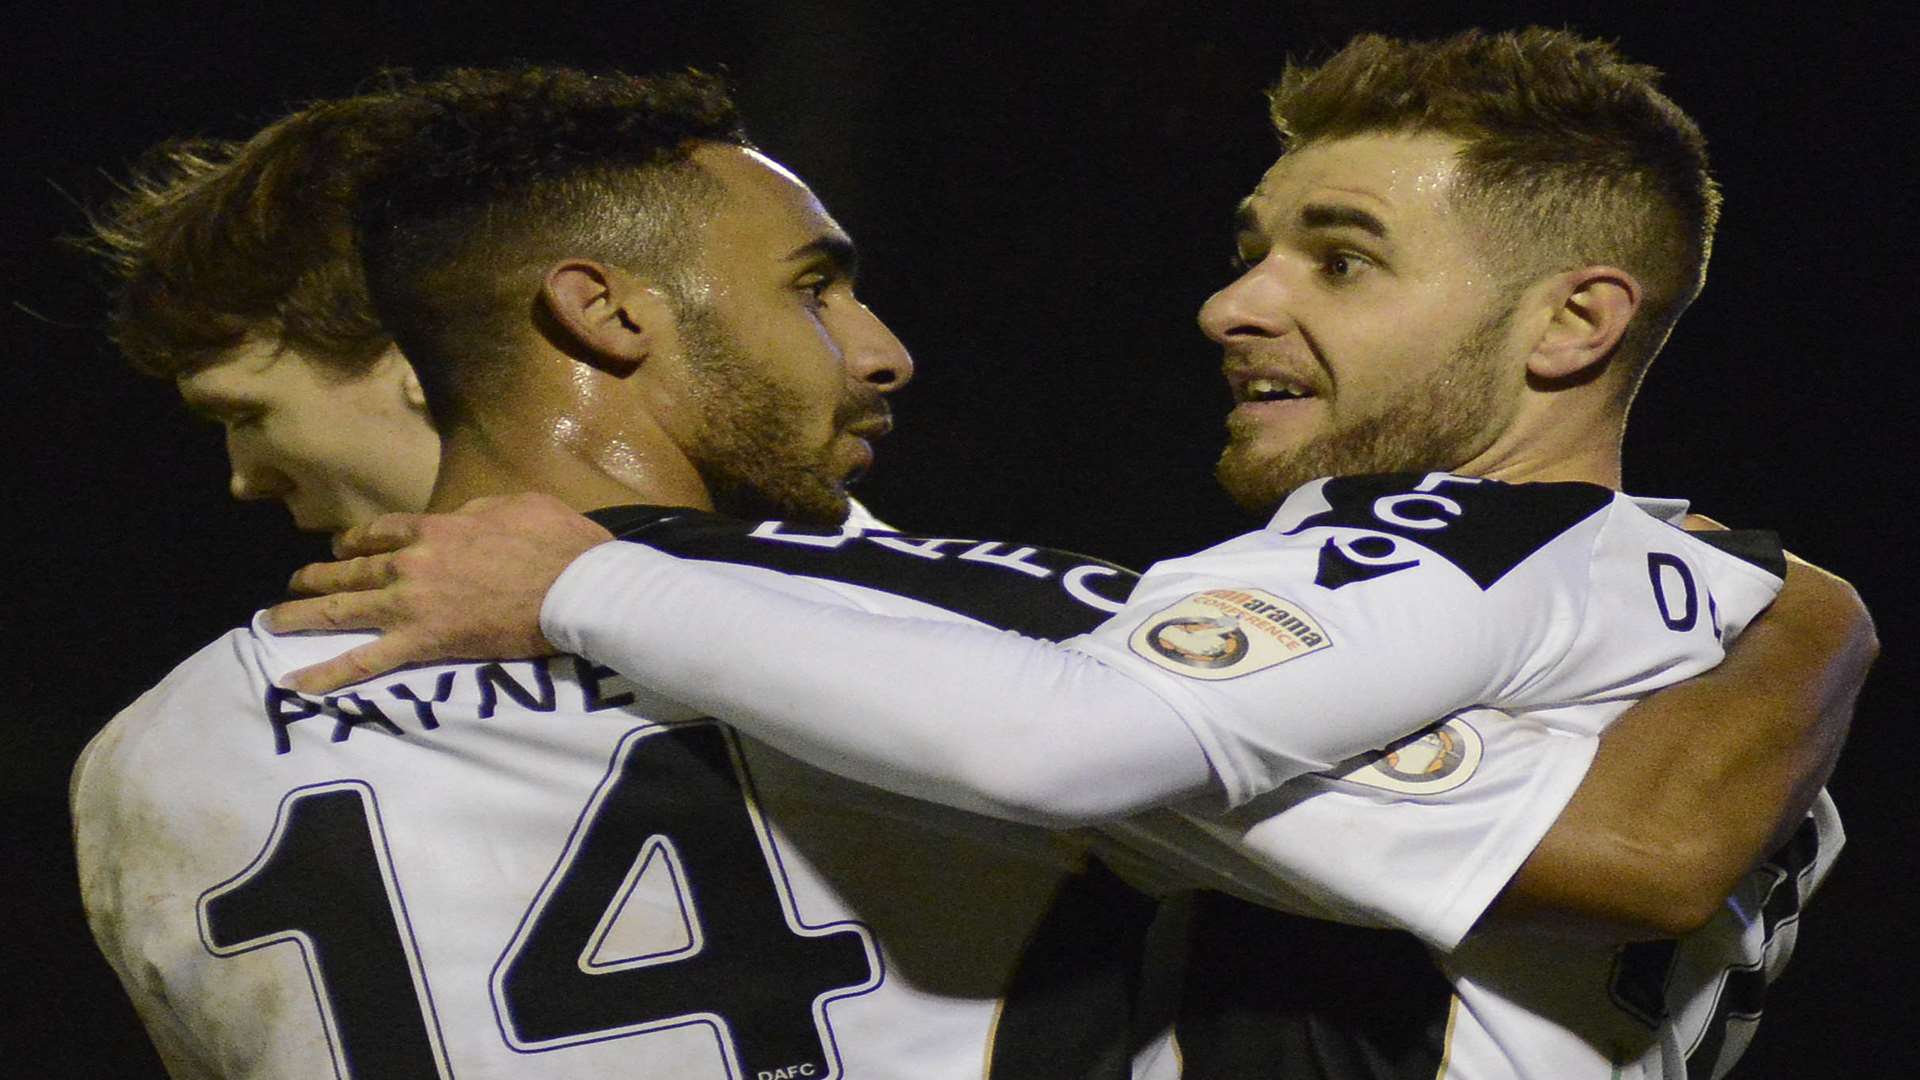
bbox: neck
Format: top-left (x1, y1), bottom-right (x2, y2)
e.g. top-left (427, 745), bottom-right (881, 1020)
top-left (427, 407), bottom-right (716, 515)
top-left (1470, 442), bottom-right (1624, 490)
top-left (1455, 396), bottom-right (1628, 491)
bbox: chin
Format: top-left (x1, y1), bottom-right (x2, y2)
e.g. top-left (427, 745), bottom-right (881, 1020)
top-left (789, 492), bottom-right (853, 529)
top-left (286, 504), bottom-right (349, 535)
top-left (1215, 444), bottom-right (1307, 514)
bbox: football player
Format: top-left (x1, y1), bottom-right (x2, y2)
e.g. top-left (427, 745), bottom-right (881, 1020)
top-left (88, 107), bottom-right (895, 538)
top-left (86, 104), bottom-right (439, 534)
top-left (270, 31), bottom-right (1874, 1078)
top-left (74, 68), bottom-right (1175, 1079)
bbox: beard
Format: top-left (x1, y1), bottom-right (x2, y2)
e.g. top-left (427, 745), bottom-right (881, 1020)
top-left (1215, 304), bottom-right (1515, 513)
top-left (675, 305), bottom-right (876, 527)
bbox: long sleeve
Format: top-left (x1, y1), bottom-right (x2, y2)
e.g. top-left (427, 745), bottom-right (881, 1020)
top-left (543, 542), bottom-right (1219, 826)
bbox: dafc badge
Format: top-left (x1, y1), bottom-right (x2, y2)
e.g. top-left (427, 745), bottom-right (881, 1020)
top-left (1129, 589), bottom-right (1332, 680)
top-left (1328, 717), bottom-right (1483, 795)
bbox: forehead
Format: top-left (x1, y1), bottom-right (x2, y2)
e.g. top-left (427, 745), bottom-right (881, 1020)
top-left (176, 336), bottom-right (285, 403)
top-left (1243, 133), bottom-right (1467, 235)
top-left (175, 337), bottom-right (335, 410)
top-left (691, 144), bottom-right (844, 253)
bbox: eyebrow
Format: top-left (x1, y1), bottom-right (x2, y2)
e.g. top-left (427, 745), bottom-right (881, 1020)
top-left (1231, 199), bottom-right (1391, 245)
top-left (783, 233), bottom-right (860, 279)
top-left (176, 388), bottom-right (256, 421)
top-left (1298, 202), bottom-right (1389, 241)
top-left (1230, 198), bottom-right (1261, 238)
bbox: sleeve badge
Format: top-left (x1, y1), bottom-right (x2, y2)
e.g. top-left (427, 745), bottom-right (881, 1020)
top-left (1326, 716), bottom-right (1483, 795)
top-left (1128, 589), bottom-right (1332, 681)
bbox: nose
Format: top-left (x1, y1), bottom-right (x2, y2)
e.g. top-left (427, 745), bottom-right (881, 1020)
top-left (226, 435), bottom-right (293, 503)
top-left (1198, 260), bottom-right (1294, 346)
top-left (229, 463), bottom-right (293, 502)
top-left (841, 300), bottom-right (914, 393)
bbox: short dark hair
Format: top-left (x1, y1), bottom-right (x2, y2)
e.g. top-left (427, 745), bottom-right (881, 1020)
top-left (1269, 27), bottom-right (1720, 384)
top-left (355, 66), bottom-right (750, 426)
top-left (81, 97), bottom-right (414, 379)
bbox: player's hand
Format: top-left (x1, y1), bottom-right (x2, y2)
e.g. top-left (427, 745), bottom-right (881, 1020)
top-left (264, 493), bottom-right (614, 694)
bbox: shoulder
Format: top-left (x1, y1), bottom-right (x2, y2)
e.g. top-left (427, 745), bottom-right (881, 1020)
top-left (245, 611), bottom-right (380, 688)
top-left (594, 509), bottom-right (1139, 640)
top-left (1266, 472), bottom-right (1618, 591)
top-left (1129, 473), bottom-right (1619, 606)
top-left (72, 630), bottom-right (248, 822)
top-left (71, 621), bottom-right (373, 816)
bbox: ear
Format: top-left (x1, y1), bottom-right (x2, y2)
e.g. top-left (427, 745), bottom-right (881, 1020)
top-left (539, 259), bottom-right (677, 377)
top-left (372, 343), bottom-right (430, 412)
top-left (366, 342), bottom-right (432, 414)
top-left (1525, 266), bottom-right (1641, 382)
top-left (400, 361), bottom-right (428, 412)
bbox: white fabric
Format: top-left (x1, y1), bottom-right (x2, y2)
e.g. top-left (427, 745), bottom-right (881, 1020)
top-left (840, 497), bottom-right (896, 532)
top-left (551, 550), bottom-right (1217, 826)
top-left (540, 472), bottom-right (1831, 1079)
top-left (1436, 791), bottom-right (1841, 1080)
top-left (1067, 475), bottom-right (1785, 950)
top-left (545, 477), bottom-right (1783, 947)
top-left (74, 593), bottom-right (1180, 1079)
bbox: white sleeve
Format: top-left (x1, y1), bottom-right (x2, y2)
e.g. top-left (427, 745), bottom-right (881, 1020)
top-left (541, 479), bottom-right (1597, 819)
top-left (1095, 488), bottom-right (1787, 948)
top-left (1066, 537), bottom-right (1574, 805)
top-left (543, 542), bottom-right (1218, 826)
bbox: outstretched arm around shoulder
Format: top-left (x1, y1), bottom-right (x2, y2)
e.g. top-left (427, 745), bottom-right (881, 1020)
top-left (262, 492), bottom-right (1528, 824)
top-left (262, 493), bottom-right (1876, 938)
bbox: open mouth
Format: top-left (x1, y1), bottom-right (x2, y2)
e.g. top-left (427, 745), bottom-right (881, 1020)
top-left (1233, 375), bottom-right (1318, 404)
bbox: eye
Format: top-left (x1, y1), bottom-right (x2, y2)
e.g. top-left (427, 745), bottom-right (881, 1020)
top-left (796, 270), bottom-right (842, 310)
top-left (223, 408), bottom-right (267, 430)
top-left (190, 406), bottom-right (261, 432)
top-left (1319, 250), bottom-right (1373, 283)
top-left (1227, 242), bottom-right (1267, 276)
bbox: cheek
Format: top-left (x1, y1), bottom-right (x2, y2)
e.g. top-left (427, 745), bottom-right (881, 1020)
top-left (261, 421), bottom-right (363, 489)
top-left (227, 427), bottom-right (285, 472)
top-left (776, 335), bottom-right (854, 414)
top-left (1327, 306), bottom-right (1461, 397)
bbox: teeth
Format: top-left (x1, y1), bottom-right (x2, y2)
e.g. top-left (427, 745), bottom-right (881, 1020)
top-left (1245, 377), bottom-right (1306, 402)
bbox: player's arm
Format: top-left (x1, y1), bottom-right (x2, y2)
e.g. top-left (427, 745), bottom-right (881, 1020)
top-left (263, 503), bottom-right (1214, 824)
top-left (263, 492), bottom-right (1860, 941)
top-left (530, 526), bottom-right (1536, 819)
top-left (1489, 553), bottom-right (1872, 936)
top-left (269, 499), bottom-right (1521, 825)
top-left (71, 735), bottom-right (226, 1080)
top-left (118, 991), bottom-right (227, 1080)
top-left (546, 545), bottom-right (1223, 825)
top-left (267, 492), bottom-right (1831, 938)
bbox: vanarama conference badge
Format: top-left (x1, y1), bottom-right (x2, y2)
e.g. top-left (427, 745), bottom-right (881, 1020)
top-left (1130, 589), bottom-right (1331, 680)
top-left (1327, 716), bottom-right (1483, 795)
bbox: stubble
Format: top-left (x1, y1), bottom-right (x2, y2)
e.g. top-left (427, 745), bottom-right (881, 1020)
top-left (1214, 305), bottom-right (1515, 513)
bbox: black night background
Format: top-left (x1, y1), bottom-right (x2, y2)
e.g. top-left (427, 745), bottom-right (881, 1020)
top-left (5, 2), bottom-right (1913, 1074)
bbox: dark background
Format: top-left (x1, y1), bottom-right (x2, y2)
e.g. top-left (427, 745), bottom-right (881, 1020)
top-left (5, 2), bottom-right (1912, 1074)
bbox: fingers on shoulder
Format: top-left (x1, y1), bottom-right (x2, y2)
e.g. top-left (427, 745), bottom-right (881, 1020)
top-left (335, 513), bottom-right (427, 558)
top-left (284, 642), bottom-right (395, 695)
top-left (289, 553), bottom-right (399, 596)
top-left (269, 591), bottom-right (397, 634)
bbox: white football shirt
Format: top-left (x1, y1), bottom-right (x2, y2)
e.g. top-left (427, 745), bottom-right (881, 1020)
top-left (1068, 473), bottom-right (1838, 1078)
top-left (72, 508), bottom-right (1176, 1080)
top-left (535, 472), bottom-right (1837, 1079)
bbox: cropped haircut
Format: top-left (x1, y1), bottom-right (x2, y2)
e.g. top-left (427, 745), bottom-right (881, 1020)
top-left (82, 96), bottom-right (417, 380)
top-left (1269, 28), bottom-right (1720, 385)
top-left (355, 67), bottom-right (749, 427)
